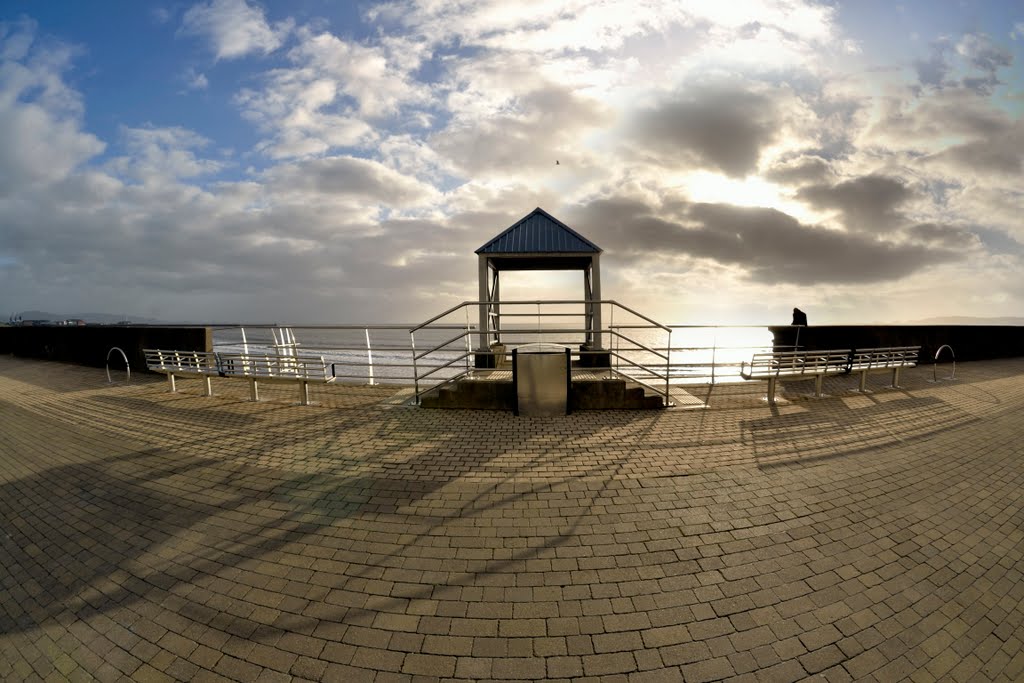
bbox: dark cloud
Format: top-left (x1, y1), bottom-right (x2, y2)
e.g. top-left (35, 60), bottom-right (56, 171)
top-left (913, 33), bottom-right (1012, 95)
top-left (572, 196), bottom-right (957, 285)
top-left (914, 39), bottom-right (952, 89)
top-left (904, 222), bottom-right (979, 249)
top-left (631, 86), bottom-right (780, 177)
top-left (957, 33), bottom-right (1012, 75)
top-left (261, 155), bottom-right (432, 203)
top-left (927, 124), bottom-right (1024, 175)
top-left (763, 155), bottom-right (832, 185)
top-left (796, 174), bottom-right (912, 232)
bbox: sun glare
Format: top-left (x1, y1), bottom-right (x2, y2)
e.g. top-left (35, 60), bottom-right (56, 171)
top-left (682, 171), bottom-right (782, 208)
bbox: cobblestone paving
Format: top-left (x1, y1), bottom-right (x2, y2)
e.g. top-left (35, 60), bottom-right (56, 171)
top-left (2, 355), bottom-right (1023, 682)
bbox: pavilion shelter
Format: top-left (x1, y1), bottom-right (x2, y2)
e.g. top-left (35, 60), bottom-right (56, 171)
top-left (474, 208), bottom-right (603, 368)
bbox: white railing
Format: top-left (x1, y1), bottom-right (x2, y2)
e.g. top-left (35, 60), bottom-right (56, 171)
top-left (211, 324), bottom-right (469, 386)
top-left (208, 321), bottom-right (796, 396)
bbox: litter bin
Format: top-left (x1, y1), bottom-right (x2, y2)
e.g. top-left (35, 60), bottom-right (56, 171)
top-left (513, 343), bottom-right (571, 416)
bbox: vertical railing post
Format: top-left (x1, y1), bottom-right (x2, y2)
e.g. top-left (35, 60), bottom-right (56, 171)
top-left (410, 331), bottom-right (419, 401)
top-left (240, 327), bottom-right (250, 373)
top-left (464, 306), bottom-right (472, 374)
top-left (665, 327), bottom-right (671, 402)
top-left (365, 327), bottom-right (375, 385)
top-left (711, 328), bottom-right (718, 385)
top-left (609, 305), bottom-right (616, 379)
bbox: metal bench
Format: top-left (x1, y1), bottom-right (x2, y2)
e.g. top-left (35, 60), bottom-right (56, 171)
top-left (847, 346), bottom-right (920, 392)
top-left (216, 352), bottom-right (334, 405)
top-left (144, 349), bottom-right (219, 396)
top-left (740, 349), bottom-right (852, 404)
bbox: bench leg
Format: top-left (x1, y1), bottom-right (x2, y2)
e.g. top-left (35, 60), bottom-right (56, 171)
top-left (203, 376), bottom-right (213, 397)
top-left (815, 375), bottom-right (824, 398)
top-left (167, 373), bottom-right (176, 393)
top-left (767, 377), bottom-right (777, 405)
top-left (859, 370), bottom-right (868, 392)
top-left (891, 367), bottom-right (901, 388)
top-left (249, 378), bottom-right (259, 402)
top-left (299, 380), bottom-right (310, 406)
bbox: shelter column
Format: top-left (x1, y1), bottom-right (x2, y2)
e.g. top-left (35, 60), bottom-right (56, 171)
top-left (591, 253), bottom-right (603, 349)
top-left (477, 254), bottom-right (489, 351)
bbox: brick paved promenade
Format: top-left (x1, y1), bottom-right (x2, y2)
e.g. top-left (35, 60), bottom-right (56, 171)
top-left (2, 355), bottom-right (1023, 682)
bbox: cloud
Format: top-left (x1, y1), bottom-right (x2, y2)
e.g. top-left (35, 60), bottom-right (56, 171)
top-left (796, 174), bottom-right (912, 232)
top-left (182, 67), bottom-right (209, 90)
top-left (956, 33), bottom-right (1012, 74)
top-left (572, 196), bottom-right (957, 285)
top-left (913, 39), bottom-right (952, 88)
top-left (107, 125), bottom-right (224, 183)
top-left (630, 85), bottom-right (782, 177)
top-left (432, 83), bottom-right (609, 176)
top-left (763, 155), bottom-right (832, 185)
top-left (180, 0), bottom-right (289, 60)
top-left (260, 154), bottom-right (436, 206)
top-left (235, 28), bottom-right (432, 159)
top-left (0, 21), bottom-right (104, 196)
top-left (371, 0), bottom-right (836, 55)
top-left (370, 0), bottom-right (689, 53)
top-left (926, 123), bottom-right (1024, 176)
top-left (904, 222), bottom-right (980, 250)
top-left (912, 32), bottom-right (1012, 95)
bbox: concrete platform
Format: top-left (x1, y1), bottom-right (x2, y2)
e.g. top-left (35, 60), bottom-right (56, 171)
top-left (1, 355), bottom-right (1023, 682)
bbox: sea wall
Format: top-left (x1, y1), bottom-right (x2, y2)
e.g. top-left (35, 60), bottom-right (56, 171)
top-left (769, 325), bottom-right (1024, 363)
top-left (0, 326), bottom-right (212, 373)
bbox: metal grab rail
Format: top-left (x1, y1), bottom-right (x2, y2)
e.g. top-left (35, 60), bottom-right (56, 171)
top-left (105, 347), bottom-right (131, 385)
top-left (933, 344), bottom-right (956, 382)
top-left (409, 300), bottom-right (673, 405)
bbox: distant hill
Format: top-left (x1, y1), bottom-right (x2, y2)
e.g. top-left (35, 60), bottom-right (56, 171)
top-left (11, 310), bottom-right (168, 325)
top-left (903, 316), bottom-right (1024, 326)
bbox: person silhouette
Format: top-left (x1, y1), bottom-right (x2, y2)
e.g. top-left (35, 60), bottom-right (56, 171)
top-left (792, 308), bottom-right (808, 326)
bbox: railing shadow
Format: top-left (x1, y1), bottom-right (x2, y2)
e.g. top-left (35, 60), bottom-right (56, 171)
top-left (740, 394), bottom-right (980, 470)
top-left (0, 393), bottom-right (660, 641)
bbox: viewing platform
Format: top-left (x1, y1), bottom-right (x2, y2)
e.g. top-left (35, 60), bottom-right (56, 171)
top-left (2, 354), bottom-right (1024, 682)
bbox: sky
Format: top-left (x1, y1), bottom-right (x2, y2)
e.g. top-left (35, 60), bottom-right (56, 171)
top-left (1, 1), bottom-right (1022, 325)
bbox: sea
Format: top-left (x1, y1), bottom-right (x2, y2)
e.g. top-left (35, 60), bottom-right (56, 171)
top-left (212, 325), bottom-right (775, 386)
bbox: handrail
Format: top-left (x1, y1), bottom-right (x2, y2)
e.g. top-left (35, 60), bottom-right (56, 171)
top-left (409, 301), bottom-right (479, 334)
top-left (413, 330), bottom-right (477, 362)
top-left (105, 347), bottom-right (131, 385)
top-left (408, 299), bottom-right (670, 334)
top-left (605, 351), bottom-right (671, 402)
top-left (933, 344), bottom-right (956, 382)
top-left (605, 329), bottom-right (668, 362)
top-left (408, 300), bottom-right (674, 405)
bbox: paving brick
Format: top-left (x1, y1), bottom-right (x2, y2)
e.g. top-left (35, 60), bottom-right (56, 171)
top-left (2, 356), bottom-right (1024, 683)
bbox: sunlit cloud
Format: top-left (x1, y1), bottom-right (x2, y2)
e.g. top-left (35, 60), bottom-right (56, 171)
top-left (1, 2), bottom-right (1022, 323)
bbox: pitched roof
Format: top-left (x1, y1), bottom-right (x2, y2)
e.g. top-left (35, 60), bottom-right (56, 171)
top-left (476, 207), bottom-right (601, 254)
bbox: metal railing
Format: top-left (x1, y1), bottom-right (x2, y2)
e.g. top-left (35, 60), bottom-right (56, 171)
top-left (408, 300), bottom-right (673, 404)
top-left (208, 320), bottom-right (794, 402)
top-left (211, 323), bottom-right (470, 386)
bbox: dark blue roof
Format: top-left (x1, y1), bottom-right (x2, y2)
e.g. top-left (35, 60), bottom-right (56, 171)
top-left (476, 208), bottom-right (601, 254)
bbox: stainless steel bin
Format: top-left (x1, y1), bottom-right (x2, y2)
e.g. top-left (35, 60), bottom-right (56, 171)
top-left (513, 344), bottom-right (571, 416)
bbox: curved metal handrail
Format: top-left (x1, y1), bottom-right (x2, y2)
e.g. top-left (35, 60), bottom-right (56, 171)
top-left (106, 347), bottom-right (130, 385)
top-left (933, 344), bottom-right (956, 382)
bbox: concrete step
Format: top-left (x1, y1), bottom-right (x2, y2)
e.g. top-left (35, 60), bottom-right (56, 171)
top-left (420, 376), bottom-right (665, 411)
